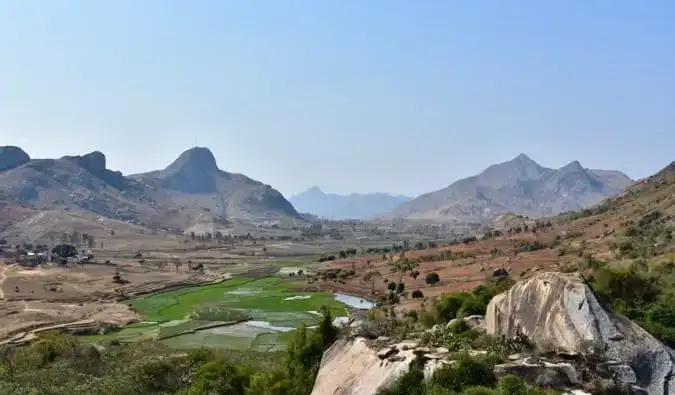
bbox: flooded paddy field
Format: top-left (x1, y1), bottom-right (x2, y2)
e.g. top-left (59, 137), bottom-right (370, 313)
top-left (82, 276), bottom-right (371, 351)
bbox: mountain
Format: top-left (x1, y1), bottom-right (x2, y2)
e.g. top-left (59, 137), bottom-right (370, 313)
top-left (290, 186), bottom-right (412, 219)
top-left (387, 154), bottom-right (633, 223)
top-left (132, 147), bottom-right (300, 225)
top-left (0, 146), bottom-right (301, 239)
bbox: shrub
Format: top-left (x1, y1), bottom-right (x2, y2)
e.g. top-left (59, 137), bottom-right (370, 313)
top-left (458, 297), bottom-right (488, 317)
top-left (412, 290), bottom-right (424, 299)
top-left (429, 356), bottom-right (495, 392)
top-left (498, 374), bottom-right (528, 395)
top-left (376, 366), bottom-right (425, 395)
top-left (426, 272), bottom-right (441, 285)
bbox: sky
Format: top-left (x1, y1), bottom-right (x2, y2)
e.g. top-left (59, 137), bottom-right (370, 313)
top-left (1, 1), bottom-right (674, 198)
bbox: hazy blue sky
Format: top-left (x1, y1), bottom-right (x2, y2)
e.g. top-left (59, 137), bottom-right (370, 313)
top-left (1, 1), bottom-right (673, 198)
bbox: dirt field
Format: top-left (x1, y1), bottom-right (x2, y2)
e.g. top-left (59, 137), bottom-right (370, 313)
top-left (315, 206), bottom-right (634, 307)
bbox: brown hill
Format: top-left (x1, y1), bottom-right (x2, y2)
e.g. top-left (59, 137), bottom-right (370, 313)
top-left (319, 159), bottom-right (674, 303)
top-left (0, 146), bottom-right (301, 240)
top-left (388, 154), bottom-right (633, 223)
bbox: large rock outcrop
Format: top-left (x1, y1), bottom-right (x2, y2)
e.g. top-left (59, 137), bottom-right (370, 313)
top-left (310, 337), bottom-right (450, 395)
top-left (486, 271), bottom-right (675, 395)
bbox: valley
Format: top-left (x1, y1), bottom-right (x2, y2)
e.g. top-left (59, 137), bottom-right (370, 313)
top-left (0, 144), bottom-right (672, 394)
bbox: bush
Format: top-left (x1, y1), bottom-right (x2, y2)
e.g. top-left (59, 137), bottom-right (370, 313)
top-left (412, 290), bottom-right (424, 299)
top-left (458, 297), bottom-right (487, 317)
top-left (51, 244), bottom-right (78, 258)
top-left (498, 374), bottom-right (528, 395)
top-left (590, 267), bottom-right (659, 311)
top-left (376, 366), bottom-right (425, 395)
top-left (429, 356), bottom-right (495, 392)
top-left (426, 272), bottom-right (441, 285)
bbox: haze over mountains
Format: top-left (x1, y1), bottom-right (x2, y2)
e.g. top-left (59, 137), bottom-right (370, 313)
top-left (0, 146), bottom-right (637, 241)
top-left (387, 154), bottom-right (633, 223)
top-left (290, 187), bottom-right (412, 220)
top-left (0, 146), bottom-right (301, 239)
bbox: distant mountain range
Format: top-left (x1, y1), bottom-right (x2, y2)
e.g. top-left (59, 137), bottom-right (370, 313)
top-left (0, 146), bottom-right (637, 240)
top-left (290, 187), bottom-right (412, 220)
top-left (386, 154), bottom-right (633, 223)
top-left (0, 146), bottom-right (301, 239)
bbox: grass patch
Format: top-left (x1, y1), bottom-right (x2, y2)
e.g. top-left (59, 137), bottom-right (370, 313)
top-left (93, 276), bottom-right (350, 351)
top-left (132, 276), bottom-right (347, 324)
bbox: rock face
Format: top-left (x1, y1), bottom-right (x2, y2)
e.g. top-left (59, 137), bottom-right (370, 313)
top-left (310, 337), bottom-right (448, 395)
top-left (0, 146), bottom-right (30, 171)
top-left (486, 271), bottom-right (675, 395)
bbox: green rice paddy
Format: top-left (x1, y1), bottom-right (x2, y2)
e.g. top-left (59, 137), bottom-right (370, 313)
top-left (84, 276), bottom-right (350, 351)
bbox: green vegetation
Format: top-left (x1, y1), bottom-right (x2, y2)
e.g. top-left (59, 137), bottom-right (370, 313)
top-left (582, 209), bottom-right (675, 346)
top-left (84, 277), bottom-right (348, 351)
top-left (132, 277), bottom-right (346, 323)
top-left (0, 308), bottom-right (341, 395)
top-left (589, 264), bottom-right (675, 347)
top-left (377, 352), bottom-right (555, 395)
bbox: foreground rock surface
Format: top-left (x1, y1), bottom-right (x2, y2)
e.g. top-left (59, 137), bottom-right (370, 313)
top-left (310, 337), bottom-right (450, 395)
top-left (486, 271), bottom-right (675, 395)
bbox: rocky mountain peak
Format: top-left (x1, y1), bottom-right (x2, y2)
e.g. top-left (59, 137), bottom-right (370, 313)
top-left (62, 151), bottom-right (107, 176)
top-left (166, 147), bottom-right (218, 174)
top-left (559, 160), bottom-right (584, 172)
top-left (156, 147), bottom-right (221, 194)
top-left (0, 146), bottom-right (30, 172)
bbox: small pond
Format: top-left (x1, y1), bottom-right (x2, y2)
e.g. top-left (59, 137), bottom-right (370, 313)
top-left (334, 293), bottom-right (374, 309)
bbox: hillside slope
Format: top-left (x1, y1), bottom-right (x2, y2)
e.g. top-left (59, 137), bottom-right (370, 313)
top-left (388, 154), bottom-right (633, 223)
top-left (0, 146), bottom-right (301, 240)
top-left (290, 186), bottom-right (412, 219)
top-left (132, 147), bottom-right (301, 229)
top-left (319, 159), bottom-right (674, 305)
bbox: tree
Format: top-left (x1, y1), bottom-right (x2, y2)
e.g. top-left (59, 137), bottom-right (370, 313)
top-left (396, 282), bottom-right (405, 294)
top-left (387, 282), bottom-right (397, 292)
top-left (52, 244), bottom-right (78, 258)
top-left (411, 290), bottom-right (424, 299)
top-left (392, 258), bottom-right (417, 283)
top-left (425, 272), bottom-right (441, 285)
top-left (410, 270), bottom-right (420, 280)
top-left (364, 270), bottom-right (382, 294)
top-left (187, 359), bottom-right (248, 395)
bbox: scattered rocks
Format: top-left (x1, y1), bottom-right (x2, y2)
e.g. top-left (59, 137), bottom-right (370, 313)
top-left (462, 315), bottom-right (486, 333)
top-left (494, 357), bottom-right (578, 389)
top-left (377, 347), bottom-right (398, 360)
top-left (445, 315), bottom-right (486, 333)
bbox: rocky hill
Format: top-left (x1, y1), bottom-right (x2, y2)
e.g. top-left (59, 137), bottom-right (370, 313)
top-left (387, 154), bottom-right (633, 223)
top-left (0, 146), bottom-right (301, 240)
top-left (290, 186), bottom-right (412, 220)
top-left (312, 272), bottom-right (675, 395)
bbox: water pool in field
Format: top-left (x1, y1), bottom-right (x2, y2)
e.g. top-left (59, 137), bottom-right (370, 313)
top-left (334, 293), bottom-right (374, 309)
top-left (91, 277), bottom-right (371, 351)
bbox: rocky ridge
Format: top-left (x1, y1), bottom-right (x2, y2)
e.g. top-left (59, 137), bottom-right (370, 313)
top-left (311, 272), bottom-right (675, 395)
top-left (387, 154), bottom-right (633, 223)
top-left (0, 146), bottom-right (302, 238)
